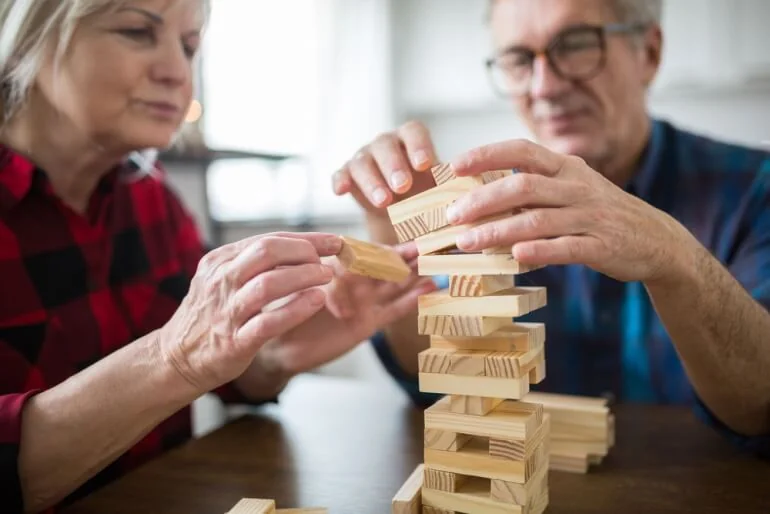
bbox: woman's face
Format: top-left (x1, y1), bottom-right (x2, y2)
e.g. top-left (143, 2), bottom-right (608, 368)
top-left (35, 0), bottom-right (204, 153)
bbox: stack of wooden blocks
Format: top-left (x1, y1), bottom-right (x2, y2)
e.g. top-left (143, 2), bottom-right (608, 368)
top-left (389, 164), bottom-right (550, 514)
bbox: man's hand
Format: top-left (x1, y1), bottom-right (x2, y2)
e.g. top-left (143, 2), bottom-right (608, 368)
top-left (332, 120), bottom-right (439, 218)
top-left (235, 243), bottom-right (437, 398)
top-left (446, 139), bottom-right (699, 285)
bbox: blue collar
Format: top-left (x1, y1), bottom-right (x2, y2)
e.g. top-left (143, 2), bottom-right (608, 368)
top-left (626, 118), bottom-right (666, 200)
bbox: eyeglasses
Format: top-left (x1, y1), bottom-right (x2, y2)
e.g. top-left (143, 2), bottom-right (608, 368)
top-left (485, 23), bottom-right (647, 97)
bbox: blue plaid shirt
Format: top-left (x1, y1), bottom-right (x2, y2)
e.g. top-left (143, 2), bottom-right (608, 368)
top-left (372, 117), bottom-right (770, 458)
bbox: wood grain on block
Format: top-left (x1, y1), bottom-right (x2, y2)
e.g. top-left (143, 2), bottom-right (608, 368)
top-left (430, 323), bottom-right (545, 352)
top-left (424, 467), bottom-right (467, 492)
top-left (337, 237), bottom-right (410, 282)
top-left (490, 459), bottom-right (548, 505)
top-left (420, 373), bottom-right (530, 399)
top-left (391, 464), bottom-right (423, 514)
top-left (549, 439), bottom-right (608, 458)
top-left (425, 438), bottom-right (548, 483)
top-left (449, 274), bottom-right (514, 297)
top-left (423, 476), bottom-right (536, 514)
top-left (418, 253), bottom-right (542, 276)
top-left (418, 349), bottom-right (489, 376)
top-left (418, 315), bottom-right (511, 337)
top-left (418, 287), bottom-right (546, 318)
top-left (489, 414), bottom-right (550, 462)
top-left (425, 429), bottom-right (472, 451)
top-left (415, 213), bottom-right (509, 255)
top-left (388, 177), bottom-right (485, 243)
top-left (275, 510), bottom-right (328, 514)
top-left (549, 453), bottom-right (589, 474)
top-left (226, 499), bottom-right (275, 514)
top-left (485, 346), bottom-right (545, 379)
top-left (449, 395), bottom-right (504, 416)
top-left (528, 360), bottom-right (546, 384)
top-left (425, 396), bottom-right (542, 441)
top-left (430, 163), bottom-right (511, 186)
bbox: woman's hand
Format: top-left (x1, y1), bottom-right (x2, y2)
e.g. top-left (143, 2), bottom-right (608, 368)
top-left (241, 242), bottom-right (437, 392)
top-left (158, 232), bottom-right (343, 394)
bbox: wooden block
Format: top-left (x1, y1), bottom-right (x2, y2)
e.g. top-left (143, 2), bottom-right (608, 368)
top-left (449, 274), bottom-right (515, 297)
top-left (484, 347), bottom-right (544, 379)
top-left (422, 506), bottom-right (455, 514)
top-left (431, 323), bottom-right (545, 353)
top-left (275, 510), bottom-right (328, 514)
top-left (549, 453), bottom-right (589, 474)
top-left (420, 373), bottom-right (530, 399)
top-left (418, 287), bottom-right (546, 318)
top-left (418, 315), bottom-right (511, 337)
top-left (387, 176), bottom-right (485, 243)
top-left (425, 438), bottom-right (548, 483)
top-left (489, 414), bottom-right (551, 462)
top-left (425, 396), bottom-right (542, 441)
top-left (528, 360), bottom-right (546, 384)
top-left (392, 464), bottom-right (424, 514)
top-left (337, 236), bottom-right (410, 282)
top-left (490, 458), bottom-right (548, 505)
top-left (449, 395), bottom-right (504, 416)
top-left (418, 253), bottom-right (542, 276)
top-left (424, 467), bottom-right (467, 492)
top-left (425, 429), bottom-right (472, 452)
top-left (226, 499), bottom-right (275, 514)
top-left (430, 164), bottom-right (512, 186)
top-left (415, 214), bottom-right (509, 255)
top-left (423, 477), bottom-right (529, 514)
top-left (418, 349), bottom-right (489, 376)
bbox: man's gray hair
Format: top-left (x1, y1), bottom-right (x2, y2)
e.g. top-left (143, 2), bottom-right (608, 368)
top-left (610, 0), bottom-right (663, 26)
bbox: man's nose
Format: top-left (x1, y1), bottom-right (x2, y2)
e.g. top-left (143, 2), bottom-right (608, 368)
top-left (529, 54), bottom-right (572, 100)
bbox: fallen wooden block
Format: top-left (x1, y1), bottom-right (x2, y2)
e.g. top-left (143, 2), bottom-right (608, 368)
top-left (226, 499), bottom-right (275, 514)
top-left (418, 287), bottom-right (546, 318)
top-left (336, 236), bottom-right (410, 282)
top-left (392, 463), bottom-right (424, 514)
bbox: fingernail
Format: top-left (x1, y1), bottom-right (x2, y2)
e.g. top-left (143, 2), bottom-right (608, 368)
top-left (390, 171), bottom-right (409, 190)
top-left (321, 264), bottom-right (335, 279)
top-left (324, 236), bottom-right (342, 254)
top-left (413, 150), bottom-right (430, 168)
top-left (372, 188), bottom-right (388, 206)
top-left (456, 231), bottom-right (477, 249)
top-left (446, 203), bottom-right (460, 224)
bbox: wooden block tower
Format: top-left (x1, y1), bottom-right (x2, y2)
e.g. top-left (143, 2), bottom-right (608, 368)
top-left (390, 164), bottom-right (550, 514)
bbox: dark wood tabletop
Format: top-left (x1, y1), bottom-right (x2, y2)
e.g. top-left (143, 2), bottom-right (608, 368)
top-left (64, 375), bottom-right (770, 514)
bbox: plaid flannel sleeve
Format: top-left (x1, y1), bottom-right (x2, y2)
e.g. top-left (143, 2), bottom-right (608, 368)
top-left (695, 158), bottom-right (770, 459)
top-left (0, 391), bottom-right (41, 513)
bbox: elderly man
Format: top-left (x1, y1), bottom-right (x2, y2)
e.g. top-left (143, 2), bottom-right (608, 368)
top-left (333, 0), bottom-right (770, 457)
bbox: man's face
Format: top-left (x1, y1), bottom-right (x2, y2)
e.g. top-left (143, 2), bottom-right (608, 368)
top-left (489, 0), bottom-right (660, 171)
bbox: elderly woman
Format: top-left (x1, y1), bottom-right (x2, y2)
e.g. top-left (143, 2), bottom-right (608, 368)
top-left (0, 1), bottom-right (435, 512)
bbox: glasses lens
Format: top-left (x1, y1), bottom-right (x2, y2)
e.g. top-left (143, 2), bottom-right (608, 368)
top-left (550, 28), bottom-right (603, 79)
top-left (488, 50), bottom-right (532, 96)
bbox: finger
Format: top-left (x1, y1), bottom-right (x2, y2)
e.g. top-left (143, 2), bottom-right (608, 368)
top-left (230, 263), bottom-right (334, 327)
top-left (455, 207), bottom-right (587, 252)
top-left (235, 288), bottom-right (326, 348)
top-left (349, 150), bottom-right (393, 208)
top-left (512, 235), bottom-right (601, 266)
top-left (397, 120), bottom-right (438, 171)
top-left (370, 134), bottom-right (416, 195)
top-left (378, 279), bottom-right (438, 325)
top-left (449, 138), bottom-right (568, 179)
top-left (393, 241), bottom-right (419, 262)
top-left (229, 235), bottom-right (335, 287)
top-left (332, 166), bottom-right (353, 195)
top-left (446, 174), bottom-right (585, 225)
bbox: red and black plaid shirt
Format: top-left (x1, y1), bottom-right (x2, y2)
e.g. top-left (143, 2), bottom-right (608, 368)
top-left (0, 144), bottom-right (250, 512)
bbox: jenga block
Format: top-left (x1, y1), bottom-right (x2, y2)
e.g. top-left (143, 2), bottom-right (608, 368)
top-left (549, 439), bottom-right (607, 458)
top-left (392, 464), bottom-right (424, 514)
top-left (424, 467), bottom-right (467, 492)
top-left (337, 237), bottom-right (410, 282)
top-left (418, 315), bottom-right (511, 337)
top-left (418, 349), bottom-right (489, 376)
top-left (226, 499), bottom-right (275, 514)
top-left (484, 347), bottom-right (544, 378)
top-left (425, 396), bottom-right (542, 441)
top-left (528, 360), bottom-right (546, 384)
top-left (548, 453), bottom-right (589, 473)
top-left (449, 274), bottom-right (515, 297)
top-left (490, 458), bottom-right (548, 505)
top-left (489, 414), bottom-right (551, 462)
top-left (415, 214), bottom-right (509, 255)
top-left (425, 438), bottom-right (548, 483)
top-left (418, 253), bottom-right (542, 276)
top-left (276, 510), bottom-right (328, 514)
top-left (387, 176), bottom-right (485, 243)
top-left (420, 373), bottom-right (530, 399)
top-left (424, 429), bottom-right (472, 451)
top-left (430, 164), bottom-right (512, 186)
top-left (430, 323), bottom-right (545, 352)
top-left (418, 287), bottom-right (546, 318)
top-left (422, 507), bottom-right (455, 514)
top-left (449, 395), bottom-right (504, 416)
top-left (423, 476), bottom-right (541, 514)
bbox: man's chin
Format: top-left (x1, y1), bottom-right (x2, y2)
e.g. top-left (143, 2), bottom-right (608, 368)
top-left (539, 133), bottom-right (597, 159)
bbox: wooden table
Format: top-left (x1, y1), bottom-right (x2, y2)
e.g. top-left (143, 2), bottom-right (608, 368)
top-left (65, 375), bottom-right (770, 514)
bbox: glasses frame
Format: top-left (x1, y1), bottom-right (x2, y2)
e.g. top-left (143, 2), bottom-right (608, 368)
top-left (485, 22), bottom-right (648, 97)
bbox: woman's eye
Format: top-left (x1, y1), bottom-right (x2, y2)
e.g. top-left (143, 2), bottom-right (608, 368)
top-left (119, 27), bottom-right (155, 42)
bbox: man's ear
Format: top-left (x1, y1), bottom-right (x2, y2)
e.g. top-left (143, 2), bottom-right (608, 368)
top-left (640, 24), bottom-right (663, 88)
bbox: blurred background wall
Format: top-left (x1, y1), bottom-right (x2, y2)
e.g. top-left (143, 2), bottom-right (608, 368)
top-left (159, 0), bottom-right (770, 434)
